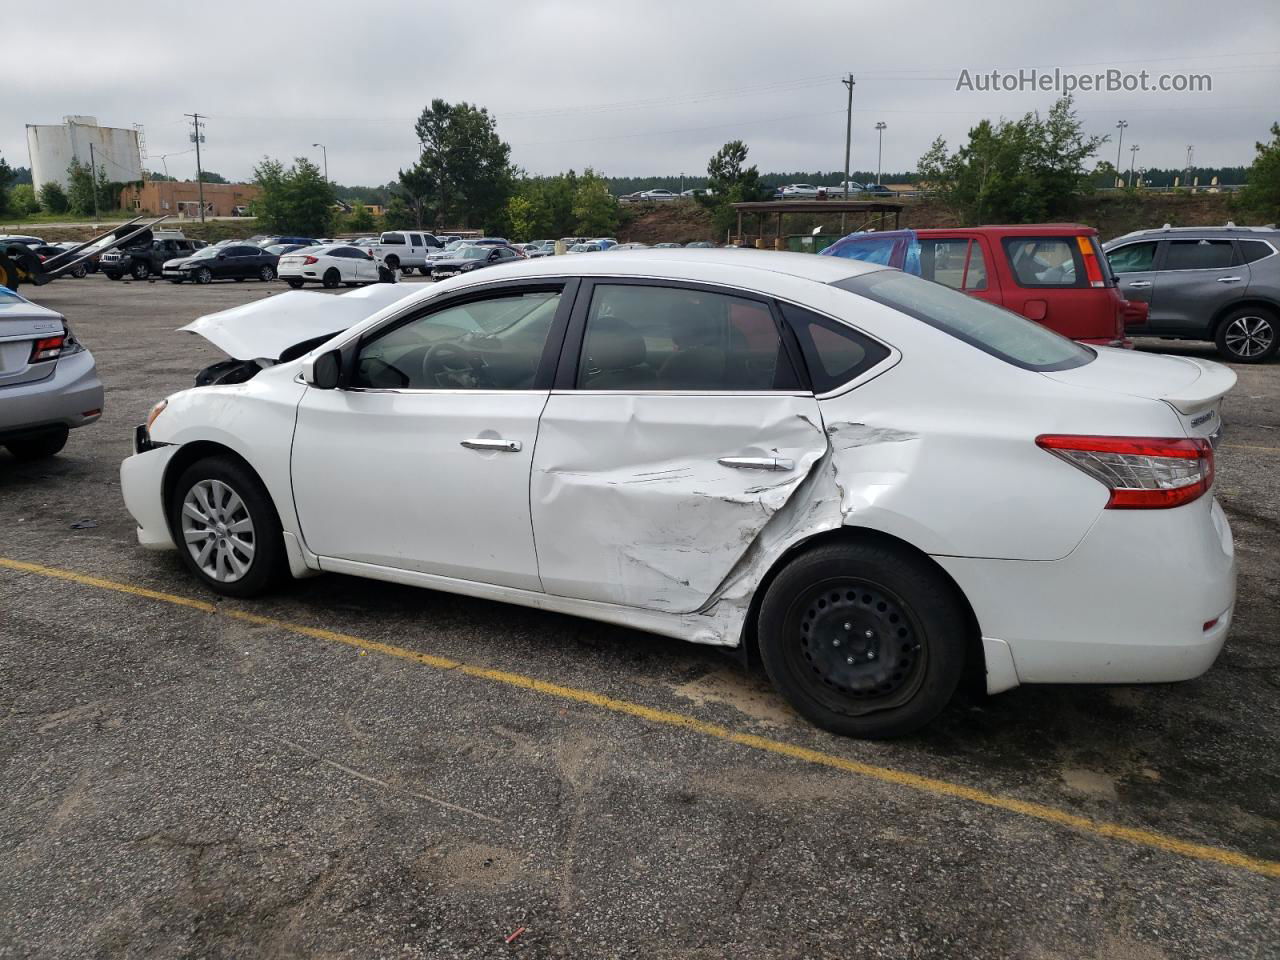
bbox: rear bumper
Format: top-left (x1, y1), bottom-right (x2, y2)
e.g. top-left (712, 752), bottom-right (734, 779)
top-left (936, 495), bottom-right (1235, 689)
top-left (0, 349), bottom-right (103, 438)
top-left (120, 442), bottom-right (179, 550)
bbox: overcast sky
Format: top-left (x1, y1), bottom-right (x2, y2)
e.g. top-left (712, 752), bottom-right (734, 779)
top-left (6, 0), bottom-right (1278, 186)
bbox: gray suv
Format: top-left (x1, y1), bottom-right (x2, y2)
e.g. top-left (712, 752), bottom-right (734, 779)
top-left (1103, 225), bottom-right (1280, 363)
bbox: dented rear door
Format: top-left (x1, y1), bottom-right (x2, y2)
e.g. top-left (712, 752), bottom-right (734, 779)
top-left (529, 279), bottom-right (827, 614)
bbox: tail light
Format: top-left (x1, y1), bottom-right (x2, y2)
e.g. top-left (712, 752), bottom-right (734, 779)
top-left (302, 256), bottom-right (318, 265)
top-left (1036, 435), bottom-right (1213, 509)
top-left (29, 334), bottom-right (66, 362)
top-left (1076, 236), bottom-right (1105, 288)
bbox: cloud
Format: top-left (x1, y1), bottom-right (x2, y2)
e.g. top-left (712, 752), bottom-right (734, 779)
top-left (4, 0), bottom-right (1277, 185)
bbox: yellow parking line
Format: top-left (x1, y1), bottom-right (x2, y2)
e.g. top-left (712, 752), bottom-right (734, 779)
top-left (1222, 443), bottom-right (1280, 454)
top-left (3, 554), bottom-right (1278, 880)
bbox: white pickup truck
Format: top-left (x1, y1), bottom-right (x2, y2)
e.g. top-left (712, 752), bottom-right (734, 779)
top-left (362, 231), bottom-right (443, 275)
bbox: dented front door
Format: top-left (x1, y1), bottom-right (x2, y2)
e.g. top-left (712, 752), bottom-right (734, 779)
top-left (530, 393), bottom-right (827, 613)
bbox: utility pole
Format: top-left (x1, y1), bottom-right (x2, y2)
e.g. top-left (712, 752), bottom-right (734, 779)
top-left (875, 121), bottom-right (886, 184)
top-left (187, 113), bottom-right (206, 222)
top-left (842, 75), bottom-right (855, 198)
top-left (1114, 120), bottom-right (1128, 185)
top-left (88, 142), bottom-right (100, 220)
top-left (1129, 144), bottom-right (1140, 189)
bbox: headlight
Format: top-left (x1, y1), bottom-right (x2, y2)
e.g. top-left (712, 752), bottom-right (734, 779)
top-left (146, 399), bottom-right (168, 430)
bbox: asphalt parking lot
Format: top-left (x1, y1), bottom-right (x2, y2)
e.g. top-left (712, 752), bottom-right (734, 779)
top-left (2, 274), bottom-right (1278, 959)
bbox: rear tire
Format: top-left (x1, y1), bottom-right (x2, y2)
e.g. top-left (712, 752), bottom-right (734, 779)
top-left (169, 456), bottom-right (287, 598)
top-left (6, 427), bottom-right (69, 461)
top-left (106, 272), bottom-right (122, 281)
top-left (757, 541), bottom-right (968, 739)
top-left (1215, 306), bottom-right (1278, 363)
top-left (286, 278), bottom-right (305, 289)
top-left (71, 263), bottom-right (88, 279)
top-left (322, 268), bottom-right (341, 289)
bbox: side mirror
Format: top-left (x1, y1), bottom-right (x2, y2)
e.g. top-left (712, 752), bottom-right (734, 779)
top-left (303, 349), bottom-right (342, 389)
top-left (216, 253), bottom-right (226, 260)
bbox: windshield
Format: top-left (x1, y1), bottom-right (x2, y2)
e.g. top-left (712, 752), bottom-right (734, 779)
top-left (190, 246), bottom-right (220, 259)
top-left (833, 270), bottom-right (1094, 372)
top-left (458, 246), bottom-right (488, 260)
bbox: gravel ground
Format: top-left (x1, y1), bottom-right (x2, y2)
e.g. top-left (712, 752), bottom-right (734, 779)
top-left (1, 274), bottom-right (1277, 959)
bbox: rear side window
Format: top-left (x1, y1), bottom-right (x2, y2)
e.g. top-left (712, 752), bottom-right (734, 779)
top-left (1163, 239), bottom-right (1235, 270)
top-left (409, 234), bottom-right (423, 245)
top-left (576, 283), bottom-right (801, 391)
top-left (833, 271), bottom-right (1094, 372)
top-left (1238, 240), bottom-right (1275, 264)
top-left (1002, 237), bottom-right (1083, 287)
top-left (779, 303), bottom-right (889, 393)
top-left (920, 238), bottom-right (987, 291)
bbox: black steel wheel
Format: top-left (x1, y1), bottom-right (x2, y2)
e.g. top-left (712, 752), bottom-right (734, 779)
top-left (758, 541), bottom-right (967, 738)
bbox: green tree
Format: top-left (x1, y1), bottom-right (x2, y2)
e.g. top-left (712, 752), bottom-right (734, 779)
top-left (571, 168), bottom-right (618, 236)
top-left (702, 140), bottom-right (768, 237)
top-left (39, 181), bottom-right (69, 214)
top-left (1238, 122), bottom-right (1280, 222)
top-left (346, 202), bottom-right (376, 232)
top-left (411, 99), bottom-right (513, 229)
top-left (0, 152), bottom-right (12, 215)
top-left (199, 170), bottom-right (229, 184)
top-left (66, 160), bottom-right (101, 216)
top-left (9, 184), bottom-right (38, 215)
top-left (918, 97), bottom-right (1104, 224)
top-left (252, 156), bottom-right (335, 235)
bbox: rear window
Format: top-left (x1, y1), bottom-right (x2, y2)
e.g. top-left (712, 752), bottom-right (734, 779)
top-left (1002, 237), bottom-right (1083, 288)
top-left (833, 271), bottom-right (1094, 372)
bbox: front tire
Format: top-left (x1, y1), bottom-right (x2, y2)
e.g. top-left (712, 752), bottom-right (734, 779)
top-left (5, 427), bottom-right (69, 461)
top-left (757, 541), bottom-right (967, 739)
top-left (1215, 307), bottom-right (1278, 363)
top-left (169, 456), bottom-right (287, 598)
top-left (194, 267), bottom-right (213, 285)
top-left (131, 261), bottom-right (151, 280)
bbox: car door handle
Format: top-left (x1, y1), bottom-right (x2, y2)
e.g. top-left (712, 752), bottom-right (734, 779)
top-left (1126, 281), bottom-right (1152, 288)
top-left (718, 456), bottom-right (794, 471)
top-left (1216, 276), bottom-right (1243, 283)
top-left (461, 438), bottom-right (522, 453)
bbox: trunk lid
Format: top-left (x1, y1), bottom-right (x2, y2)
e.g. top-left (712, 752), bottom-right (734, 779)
top-left (1042, 347), bottom-right (1236, 440)
top-left (0, 288), bottom-right (64, 388)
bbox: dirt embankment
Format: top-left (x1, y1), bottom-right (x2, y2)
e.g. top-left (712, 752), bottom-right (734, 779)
top-left (621, 192), bottom-right (1244, 245)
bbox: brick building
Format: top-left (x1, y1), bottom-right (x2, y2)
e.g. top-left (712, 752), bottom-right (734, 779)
top-left (119, 180), bottom-right (261, 218)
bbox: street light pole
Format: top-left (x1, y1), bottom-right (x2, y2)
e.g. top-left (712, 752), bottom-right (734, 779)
top-left (313, 143), bottom-right (328, 183)
top-left (1129, 144), bottom-right (1140, 189)
top-left (875, 121), bottom-right (886, 185)
top-left (1114, 120), bottom-right (1128, 185)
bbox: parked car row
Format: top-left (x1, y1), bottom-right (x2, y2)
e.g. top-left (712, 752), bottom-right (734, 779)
top-left (777, 182), bottom-right (896, 199)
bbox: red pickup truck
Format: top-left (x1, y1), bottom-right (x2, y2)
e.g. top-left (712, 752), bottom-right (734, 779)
top-left (822, 225), bottom-right (1140, 347)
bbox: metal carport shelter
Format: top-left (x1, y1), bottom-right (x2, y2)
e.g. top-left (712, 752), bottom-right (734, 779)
top-left (730, 199), bottom-right (905, 249)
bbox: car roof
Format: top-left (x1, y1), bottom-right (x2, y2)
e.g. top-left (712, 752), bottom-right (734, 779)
top-left (916, 224), bottom-right (1097, 237)
top-left (440, 247), bottom-right (881, 284)
top-left (1105, 224), bottom-right (1280, 244)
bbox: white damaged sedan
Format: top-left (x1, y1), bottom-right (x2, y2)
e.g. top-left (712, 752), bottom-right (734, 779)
top-left (120, 250), bottom-right (1237, 738)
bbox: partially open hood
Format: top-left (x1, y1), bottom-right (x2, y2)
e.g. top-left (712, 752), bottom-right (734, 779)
top-left (178, 284), bottom-right (421, 360)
